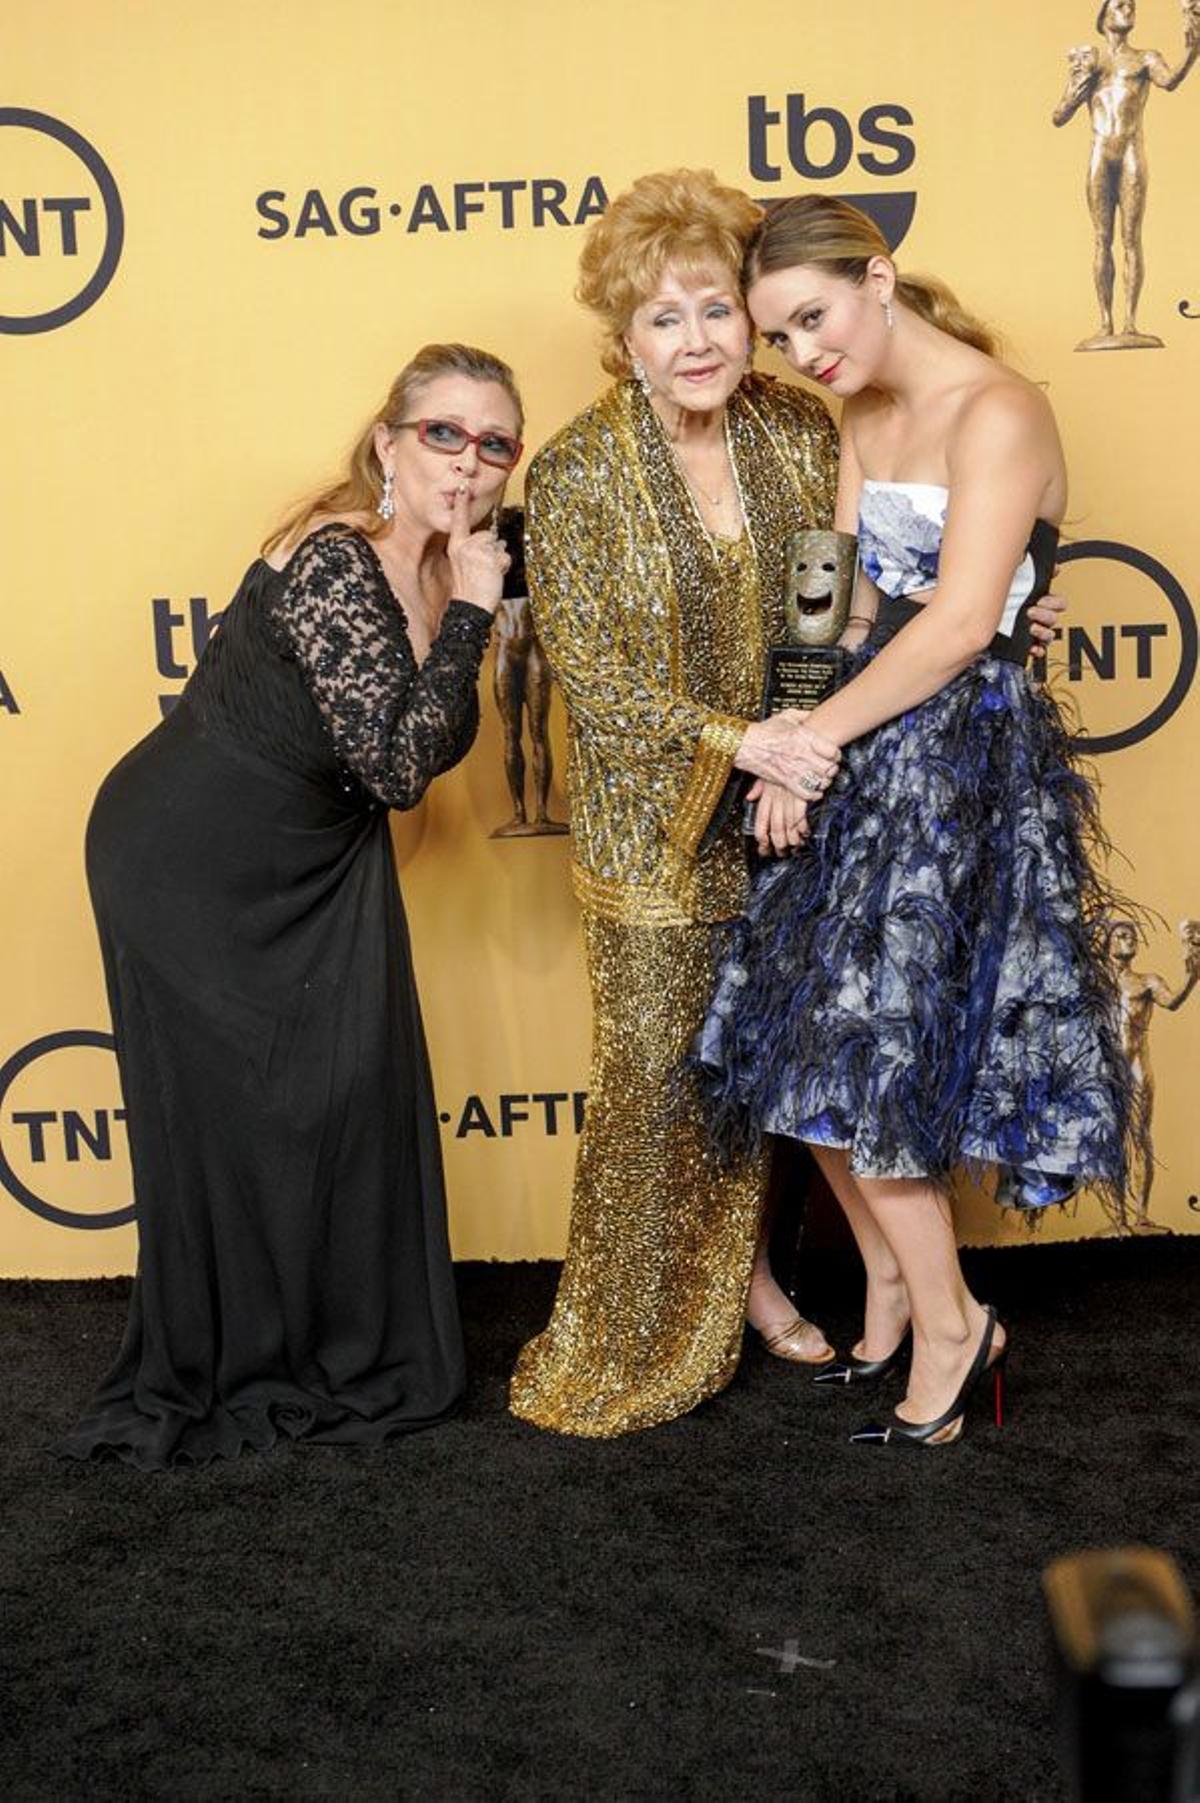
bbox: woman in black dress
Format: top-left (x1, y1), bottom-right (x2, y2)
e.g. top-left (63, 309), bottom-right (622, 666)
top-left (55, 343), bottom-right (524, 1469)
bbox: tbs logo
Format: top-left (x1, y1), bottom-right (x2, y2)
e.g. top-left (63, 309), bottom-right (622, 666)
top-left (152, 596), bottom-right (224, 715)
top-left (0, 109), bottom-right (123, 334)
top-left (747, 91), bottom-right (917, 251)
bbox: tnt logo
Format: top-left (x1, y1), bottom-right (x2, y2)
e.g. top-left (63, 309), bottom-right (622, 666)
top-left (0, 108), bottom-right (124, 334)
top-left (1051, 542), bottom-right (1196, 753)
top-left (0, 1031), bottom-right (133, 1229)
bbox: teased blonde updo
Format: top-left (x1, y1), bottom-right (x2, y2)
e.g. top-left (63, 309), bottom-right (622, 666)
top-left (575, 168), bottom-right (764, 377)
top-left (744, 195), bottom-right (997, 357)
top-left (263, 343), bottom-right (524, 556)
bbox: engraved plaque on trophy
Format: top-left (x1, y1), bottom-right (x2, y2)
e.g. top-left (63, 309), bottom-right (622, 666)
top-left (740, 527), bottom-right (858, 836)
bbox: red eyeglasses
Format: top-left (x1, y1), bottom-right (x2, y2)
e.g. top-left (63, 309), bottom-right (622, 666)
top-left (395, 418), bottom-right (523, 470)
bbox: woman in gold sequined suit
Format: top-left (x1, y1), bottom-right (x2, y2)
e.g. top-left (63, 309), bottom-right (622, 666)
top-left (508, 171), bottom-right (844, 1437)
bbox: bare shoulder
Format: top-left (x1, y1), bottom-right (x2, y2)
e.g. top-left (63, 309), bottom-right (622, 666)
top-left (954, 372), bottom-right (1060, 460)
top-left (950, 372), bottom-right (1066, 516)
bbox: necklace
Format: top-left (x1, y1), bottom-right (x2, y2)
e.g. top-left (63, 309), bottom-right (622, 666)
top-left (690, 482), bottom-right (733, 507)
top-left (672, 447), bottom-right (734, 507)
top-left (670, 438), bottom-right (743, 537)
top-left (643, 392), bottom-right (748, 541)
top-left (670, 439), bottom-right (738, 514)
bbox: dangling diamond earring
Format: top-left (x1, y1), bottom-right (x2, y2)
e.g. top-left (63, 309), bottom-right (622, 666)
top-left (743, 335), bottom-right (756, 381)
top-left (377, 466), bottom-right (395, 521)
top-left (631, 355), bottom-right (653, 398)
top-left (882, 297), bottom-right (895, 331)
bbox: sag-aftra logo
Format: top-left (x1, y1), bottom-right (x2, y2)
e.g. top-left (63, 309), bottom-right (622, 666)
top-left (253, 87), bottom-right (920, 249)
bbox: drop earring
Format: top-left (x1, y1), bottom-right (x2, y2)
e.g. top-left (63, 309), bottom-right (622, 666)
top-left (743, 335), bottom-right (756, 380)
top-left (631, 355), bottom-right (653, 398)
top-left (882, 297), bottom-right (895, 331)
top-left (377, 466), bottom-right (395, 521)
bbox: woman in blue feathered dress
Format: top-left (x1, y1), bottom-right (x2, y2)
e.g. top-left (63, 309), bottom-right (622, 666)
top-left (692, 198), bottom-right (1131, 1447)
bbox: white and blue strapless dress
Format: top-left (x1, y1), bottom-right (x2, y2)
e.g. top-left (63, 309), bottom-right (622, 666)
top-left (692, 481), bottom-right (1131, 1214)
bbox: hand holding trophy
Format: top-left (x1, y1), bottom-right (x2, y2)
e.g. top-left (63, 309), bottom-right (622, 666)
top-left (739, 527), bottom-right (858, 836)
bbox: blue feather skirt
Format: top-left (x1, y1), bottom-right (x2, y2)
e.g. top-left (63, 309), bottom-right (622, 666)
top-left (691, 647), bottom-right (1132, 1217)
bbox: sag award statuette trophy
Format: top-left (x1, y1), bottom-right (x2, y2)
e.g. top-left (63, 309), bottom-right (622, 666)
top-left (738, 527), bottom-right (858, 836)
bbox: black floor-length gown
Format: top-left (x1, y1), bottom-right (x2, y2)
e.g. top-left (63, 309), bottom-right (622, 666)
top-left (55, 526), bottom-right (493, 1469)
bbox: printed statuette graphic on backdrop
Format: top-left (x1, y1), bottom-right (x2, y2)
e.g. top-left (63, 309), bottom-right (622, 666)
top-left (490, 508), bottom-right (567, 839)
top-left (1107, 917), bottom-right (1200, 1234)
top-left (1052, 0), bottom-right (1200, 350)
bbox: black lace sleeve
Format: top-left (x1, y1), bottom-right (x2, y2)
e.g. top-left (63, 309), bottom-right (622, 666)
top-left (270, 527), bottom-right (493, 810)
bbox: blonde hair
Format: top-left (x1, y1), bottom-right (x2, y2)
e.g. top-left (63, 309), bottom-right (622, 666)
top-left (262, 343), bottom-right (524, 555)
top-left (745, 195), bottom-right (997, 357)
top-left (575, 168), bottom-right (763, 377)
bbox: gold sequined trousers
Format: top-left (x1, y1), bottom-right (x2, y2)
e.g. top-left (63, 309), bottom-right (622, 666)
top-left (509, 913), bottom-right (766, 1436)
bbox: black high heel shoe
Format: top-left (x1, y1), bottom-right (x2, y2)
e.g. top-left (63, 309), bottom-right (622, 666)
top-left (848, 1307), bottom-right (1008, 1447)
top-left (813, 1327), bottom-right (912, 1389)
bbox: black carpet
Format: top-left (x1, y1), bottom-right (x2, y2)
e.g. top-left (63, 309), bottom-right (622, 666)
top-left (2, 1238), bottom-right (1197, 1801)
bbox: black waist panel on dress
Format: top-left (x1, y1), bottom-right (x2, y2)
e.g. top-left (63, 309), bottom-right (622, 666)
top-left (871, 518), bottom-right (1059, 668)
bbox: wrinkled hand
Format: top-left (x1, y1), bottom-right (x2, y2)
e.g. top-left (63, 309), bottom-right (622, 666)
top-left (737, 709), bottom-right (841, 800)
top-left (748, 778), bottom-right (810, 857)
top-left (1027, 586), bottom-right (1067, 652)
top-left (447, 487), bottom-right (510, 614)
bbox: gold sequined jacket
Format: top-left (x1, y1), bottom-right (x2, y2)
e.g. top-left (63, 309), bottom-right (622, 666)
top-left (525, 374), bottom-right (839, 925)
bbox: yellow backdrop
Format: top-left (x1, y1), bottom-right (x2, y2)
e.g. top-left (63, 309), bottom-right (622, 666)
top-left (3, 0), bottom-right (1197, 1275)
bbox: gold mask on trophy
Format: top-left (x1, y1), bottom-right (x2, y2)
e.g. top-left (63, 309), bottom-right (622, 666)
top-left (784, 530), bottom-right (857, 646)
